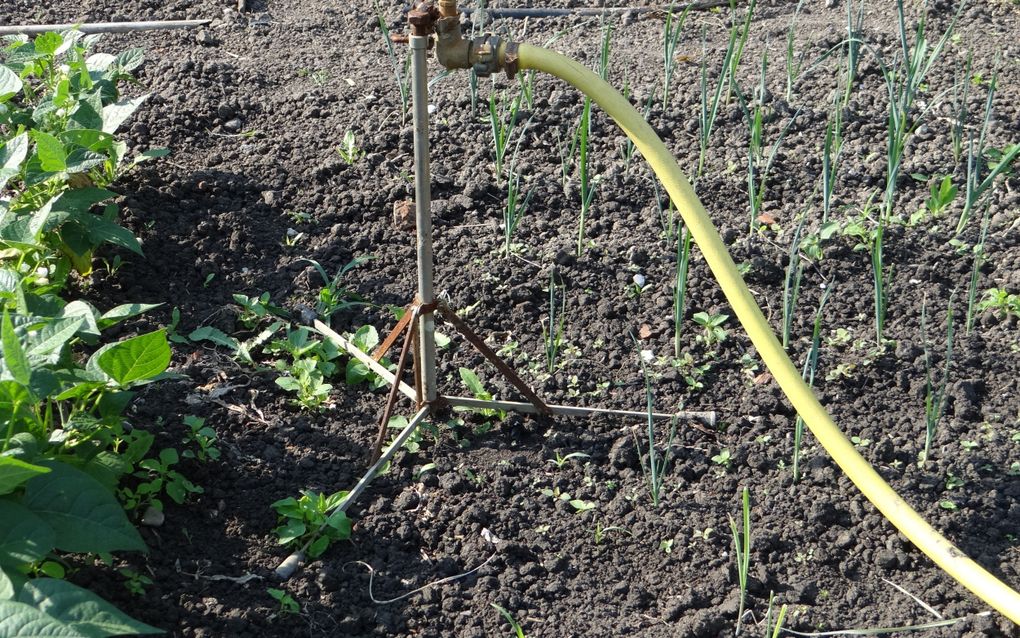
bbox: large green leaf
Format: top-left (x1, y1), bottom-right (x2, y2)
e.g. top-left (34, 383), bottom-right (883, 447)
top-left (0, 599), bottom-right (86, 637)
top-left (1, 310), bottom-right (30, 386)
top-left (29, 132), bottom-right (66, 173)
top-left (26, 317), bottom-right (84, 358)
top-left (18, 579), bottom-right (162, 637)
top-left (0, 134), bottom-right (27, 190)
top-left (0, 66), bottom-right (22, 103)
top-left (100, 96), bottom-right (147, 135)
top-left (92, 330), bottom-right (170, 387)
top-left (33, 32), bottom-right (63, 57)
top-left (0, 458), bottom-right (49, 495)
top-left (21, 462), bottom-right (145, 553)
top-left (0, 500), bottom-right (55, 566)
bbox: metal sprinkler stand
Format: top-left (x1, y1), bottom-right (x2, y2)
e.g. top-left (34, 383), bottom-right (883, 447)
top-left (317, 2), bottom-right (715, 514)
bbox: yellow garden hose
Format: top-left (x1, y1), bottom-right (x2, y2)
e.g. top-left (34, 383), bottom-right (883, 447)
top-left (516, 43), bottom-right (1020, 624)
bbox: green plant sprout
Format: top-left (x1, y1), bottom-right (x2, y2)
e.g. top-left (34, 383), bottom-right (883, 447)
top-left (503, 168), bottom-right (533, 256)
top-left (692, 311), bottom-right (729, 347)
top-left (491, 603), bottom-right (527, 638)
top-left (711, 448), bottom-right (732, 468)
top-left (593, 522), bottom-right (628, 545)
top-left (268, 588), bottom-right (300, 615)
top-left (634, 337), bottom-right (677, 508)
top-left (781, 216), bottom-right (806, 349)
top-left (181, 415), bottom-right (220, 462)
top-left (233, 291), bottom-right (288, 329)
top-left (956, 68), bottom-right (1019, 234)
top-left (300, 255), bottom-right (372, 320)
top-left (272, 489), bottom-right (352, 559)
top-left (842, 0), bottom-right (866, 108)
top-left (730, 487), bottom-right (752, 635)
top-left (376, 3), bottom-right (411, 122)
top-left (783, 0), bottom-right (806, 101)
top-left (976, 288), bottom-right (1020, 320)
top-left (337, 129), bottom-right (364, 164)
top-left (661, 2), bottom-right (692, 110)
top-left (489, 88), bottom-right (522, 178)
top-left (820, 94), bottom-right (844, 224)
top-left (793, 287), bottom-right (831, 482)
top-left (541, 273), bottom-right (567, 373)
top-left (548, 451), bottom-right (590, 468)
top-left (673, 226), bottom-right (693, 359)
top-left (924, 175), bottom-right (958, 218)
top-left (119, 448), bottom-right (203, 514)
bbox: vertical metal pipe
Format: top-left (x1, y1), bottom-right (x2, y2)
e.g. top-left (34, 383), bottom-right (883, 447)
top-left (410, 35), bottom-right (438, 404)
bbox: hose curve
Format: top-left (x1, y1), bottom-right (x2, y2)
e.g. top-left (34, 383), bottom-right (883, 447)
top-left (516, 43), bottom-right (1020, 624)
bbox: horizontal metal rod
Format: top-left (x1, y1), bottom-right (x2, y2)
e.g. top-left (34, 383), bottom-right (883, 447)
top-left (0, 19), bottom-right (211, 36)
top-left (444, 395), bottom-right (716, 426)
top-left (313, 320), bottom-right (417, 401)
top-left (464, 1), bottom-right (731, 20)
top-left (338, 407), bottom-right (430, 514)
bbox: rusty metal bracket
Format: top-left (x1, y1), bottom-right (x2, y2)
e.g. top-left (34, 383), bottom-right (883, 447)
top-left (370, 305), bottom-right (422, 464)
top-left (436, 301), bottom-right (550, 415)
top-left (372, 301), bottom-right (418, 362)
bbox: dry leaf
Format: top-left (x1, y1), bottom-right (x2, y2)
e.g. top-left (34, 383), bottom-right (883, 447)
top-left (638, 324), bottom-right (653, 339)
top-left (756, 213), bottom-right (776, 225)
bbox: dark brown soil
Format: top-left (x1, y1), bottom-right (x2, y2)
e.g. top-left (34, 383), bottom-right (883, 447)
top-left (6, 0), bottom-right (1020, 636)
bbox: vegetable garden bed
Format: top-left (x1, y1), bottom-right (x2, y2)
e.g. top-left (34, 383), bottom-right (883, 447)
top-left (1, 0), bottom-right (1018, 636)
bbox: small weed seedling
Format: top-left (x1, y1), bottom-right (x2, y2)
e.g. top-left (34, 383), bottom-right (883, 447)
top-left (692, 311), bottom-right (729, 347)
top-left (268, 588), bottom-right (300, 615)
top-left (120, 568), bottom-right (153, 596)
top-left (976, 288), bottom-right (1020, 320)
top-left (925, 175), bottom-right (958, 217)
top-left (337, 129), bottom-right (364, 164)
top-left (712, 448), bottom-right (732, 469)
top-left (119, 448), bottom-right (203, 514)
top-left (548, 451), bottom-right (590, 469)
top-left (300, 256), bottom-right (372, 320)
top-left (593, 522), bottom-right (628, 545)
top-left (272, 490), bottom-right (352, 559)
top-left (233, 292), bottom-right (287, 329)
top-left (182, 415), bottom-right (221, 462)
top-left (491, 603), bottom-right (527, 638)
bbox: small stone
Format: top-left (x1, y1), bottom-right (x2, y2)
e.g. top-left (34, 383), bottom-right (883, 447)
top-left (262, 190), bottom-right (279, 206)
top-left (875, 549), bottom-right (899, 569)
top-left (223, 118), bottom-right (243, 134)
top-left (140, 505), bottom-right (164, 527)
top-left (195, 29), bottom-right (219, 46)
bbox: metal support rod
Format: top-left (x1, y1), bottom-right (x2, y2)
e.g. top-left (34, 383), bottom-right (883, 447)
top-left (444, 395), bottom-right (716, 426)
top-left (410, 34), bottom-right (439, 404)
top-left (461, 2), bottom-right (731, 20)
top-left (438, 302), bottom-right (550, 414)
top-left (370, 308), bottom-right (419, 463)
top-left (0, 20), bottom-right (211, 36)
top-left (338, 407), bottom-right (431, 514)
top-left (313, 320), bottom-right (416, 400)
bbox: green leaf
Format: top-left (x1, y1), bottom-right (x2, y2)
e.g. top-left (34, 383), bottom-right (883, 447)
top-left (18, 578), bottom-right (162, 637)
top-left (0, 568), bottom-right (13, 600)
top-left (94, 330), bottom-right (171, 387)
top-left (112, 48), bottom-right (145, 72)
top-left (26, 317), bottom-right (84, 358)
top-left (22, 461), bottom-right (145, 553)
top-left (64, 149), bottom-right (107, 174)
top-left (1, 310), bottom-right (30, 386)
top-left (188, 326), bottom-right (238, 351)
top-left (0, 65), bottom-right (23, 102)
top-left (30, 131), bottom-right (67, 173)
top-left (0, 458), bottom-right (50, 495)
top-left (77, 216), bottom-right (142, 256)
top-left (0, 133), bottom-right (28, 190)
top-left (97, 304), bottom-right (161, 330)
top-left (33, 32), bottom-right (63, 57)
top-left (0, 499), bottom-right (55, 565)
top-left (101, 95), bottom-right (147, 134)
top-left (0, 270), bottom-right (17, 296)
top-left (0, 599), bottom-right (85, 637)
